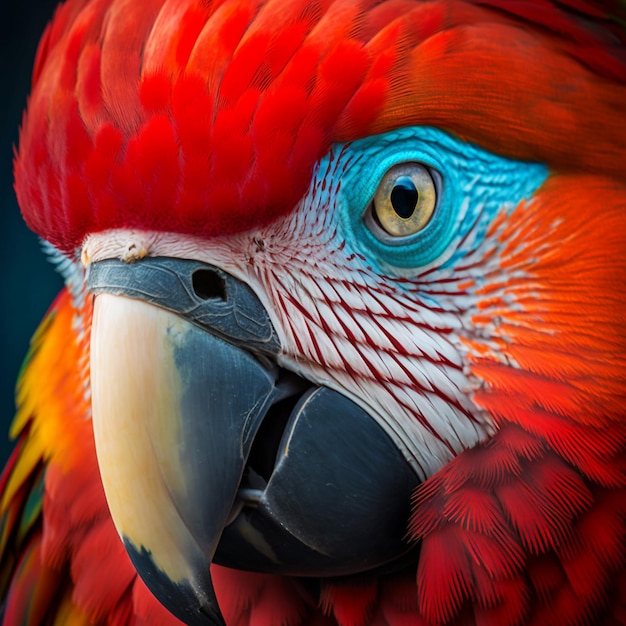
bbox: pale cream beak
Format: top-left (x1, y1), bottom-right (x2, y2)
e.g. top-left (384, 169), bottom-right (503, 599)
top-left (91, 292), bottom-right (277, 626)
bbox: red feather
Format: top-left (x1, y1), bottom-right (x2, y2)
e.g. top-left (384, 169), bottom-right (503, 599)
top-left (14, 0), bottom-right (626, 254)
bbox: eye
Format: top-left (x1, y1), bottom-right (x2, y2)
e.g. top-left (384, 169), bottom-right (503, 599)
top-left (369, 163), bottom-right (437, 238)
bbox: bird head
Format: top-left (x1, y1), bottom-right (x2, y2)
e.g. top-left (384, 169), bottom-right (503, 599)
top-left (14, 1), bottom-right (626, 624)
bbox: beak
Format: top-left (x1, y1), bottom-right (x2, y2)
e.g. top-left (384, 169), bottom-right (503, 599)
top-left (88, 258), bottom-right (419, 626)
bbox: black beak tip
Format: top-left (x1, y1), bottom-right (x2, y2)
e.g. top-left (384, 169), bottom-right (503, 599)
top-left (124, 540), bottom-right (225, 626)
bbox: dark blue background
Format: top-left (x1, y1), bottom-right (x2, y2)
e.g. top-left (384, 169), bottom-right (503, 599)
top-left (1, 0), bottom-right (64, 464)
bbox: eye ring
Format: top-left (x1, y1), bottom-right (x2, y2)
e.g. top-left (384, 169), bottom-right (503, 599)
top-left (367, 163), bottom-right (437, 239)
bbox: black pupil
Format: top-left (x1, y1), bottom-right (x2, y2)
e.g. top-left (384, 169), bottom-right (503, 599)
top-left (390, 177), bottom-right (419, 219)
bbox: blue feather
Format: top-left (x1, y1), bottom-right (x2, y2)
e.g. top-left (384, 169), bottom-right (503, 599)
top-left (313, 126), bottom-right (548, 275)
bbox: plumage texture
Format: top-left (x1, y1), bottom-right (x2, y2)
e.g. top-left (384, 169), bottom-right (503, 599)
top-left (3, 1), bottom-right (626, 626)
top-left (14, 0), bottom-right (626, 253)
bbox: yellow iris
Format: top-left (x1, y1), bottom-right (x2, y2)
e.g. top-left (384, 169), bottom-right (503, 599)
top-left (372, 163), bottom-right (437, 237)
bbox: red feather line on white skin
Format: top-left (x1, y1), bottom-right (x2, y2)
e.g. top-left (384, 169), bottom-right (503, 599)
top-left (82, 216), bottom-right (496, 482)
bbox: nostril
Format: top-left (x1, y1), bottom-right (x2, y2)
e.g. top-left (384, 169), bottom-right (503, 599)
top-left (192, 269), bottom-right (227, 301)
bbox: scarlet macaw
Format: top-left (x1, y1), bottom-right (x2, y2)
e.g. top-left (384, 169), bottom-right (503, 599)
top-left (1, 1), bottom-right (625, 625)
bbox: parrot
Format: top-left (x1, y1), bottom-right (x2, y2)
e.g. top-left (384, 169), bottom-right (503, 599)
top-left (1, 0), bottom-right (626, 625)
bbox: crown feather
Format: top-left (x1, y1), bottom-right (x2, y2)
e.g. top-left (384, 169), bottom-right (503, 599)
top-left (15, 0), bottom-right (626, 255)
